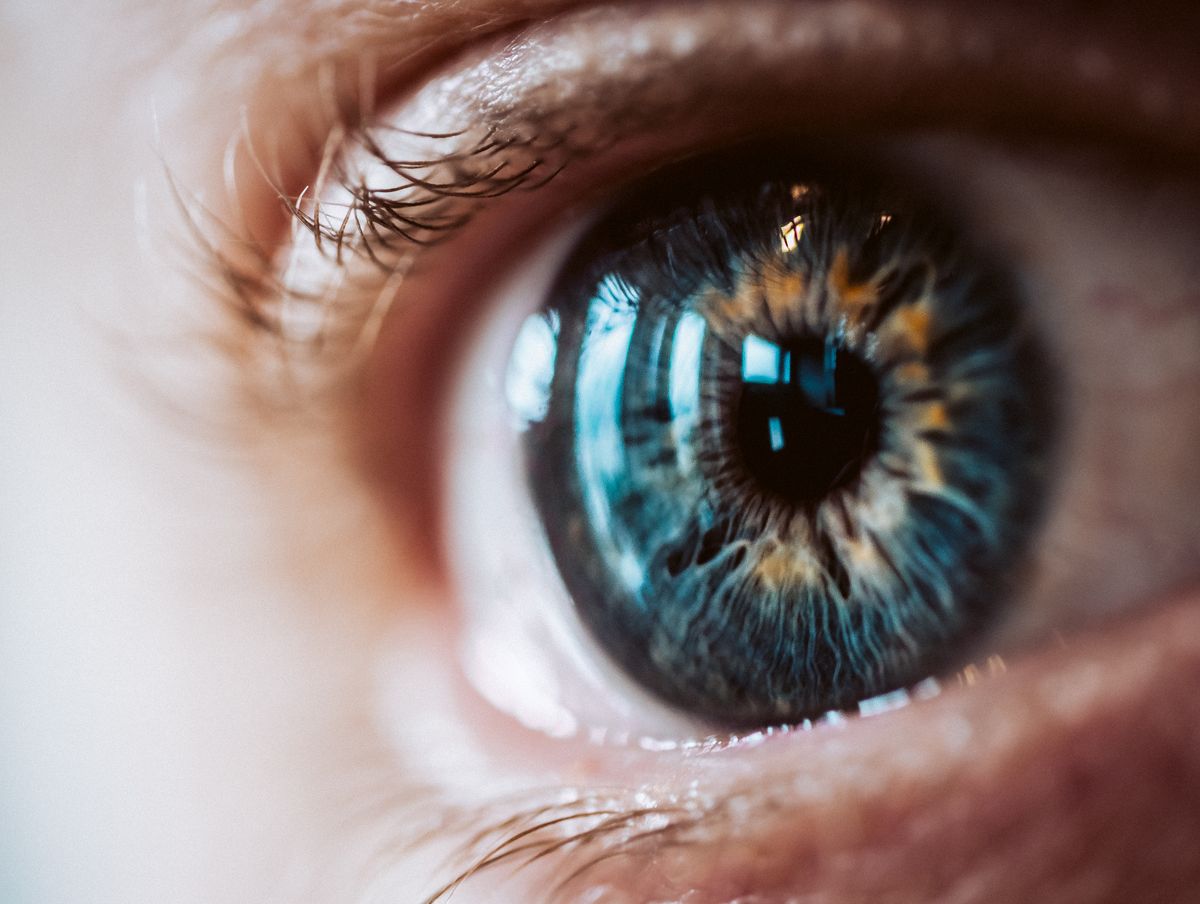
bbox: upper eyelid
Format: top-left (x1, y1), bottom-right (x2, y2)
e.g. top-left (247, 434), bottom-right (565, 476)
top-left (184, 0), bottom-right (1193, 83)
top-left (182, 0), bottom-right (1200, 269)
top-left (181, 0), bottom-right (1200, 414)
top-left (180, 0), bottom-right (587, 91)
top-left (291, 0), bottom-right (1200, 251)
top-left (245, 0), bottom-right (1199, 298)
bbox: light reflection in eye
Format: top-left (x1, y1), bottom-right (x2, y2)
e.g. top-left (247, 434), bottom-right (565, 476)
top-left (505, 311), bottom-right (558, 428)
top-left (575, 290), bottom-right (639, 587)
top-left (667, 312), bottom-right (705, 428)
top-left (740, 333), bottom-right (782, 384)
top-left (779, 214), bottom-right (806, 252)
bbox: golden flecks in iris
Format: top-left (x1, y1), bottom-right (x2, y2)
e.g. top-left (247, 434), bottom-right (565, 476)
top-left (758, 265), bottom-right (807, 332)
top-left (843, 535), bottom-right (880, 572)
top-left (751, 514), bottom-right (822, 590)
top-left (914, 440), bottom-right (943, 489)
top-left (891, 302), bottom-right (934, 355)
top-left (827, 248), bottom-right (880, 315)
top-left (892, 361), bottom-right (931, 388)
top-left (698, 286), bottom-right (752, 340)
top-left (697, 265), bottom-right (808, 340)
top-left (921, 401), bottom-right (950, 432)
top-left (753, 544), bottom-right (815, 590)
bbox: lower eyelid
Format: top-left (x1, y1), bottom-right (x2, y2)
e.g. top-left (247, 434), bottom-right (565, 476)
top-left (369, 587), bottom-right (1200, 902)
top-left (680, 590), bottom-right (1200, 903)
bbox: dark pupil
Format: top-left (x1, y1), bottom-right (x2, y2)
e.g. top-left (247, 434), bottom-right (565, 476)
top-left (736, 334), bottom-right (880, 503)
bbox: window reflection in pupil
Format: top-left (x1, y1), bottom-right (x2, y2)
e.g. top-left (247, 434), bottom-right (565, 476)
top-left (737, 334), bottom-right (880, 503)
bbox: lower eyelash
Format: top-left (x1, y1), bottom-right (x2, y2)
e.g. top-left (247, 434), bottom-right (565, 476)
top-left (325, 771), bottom-right (715, 904)
top-left (426, 797), bottom-right (705, 904)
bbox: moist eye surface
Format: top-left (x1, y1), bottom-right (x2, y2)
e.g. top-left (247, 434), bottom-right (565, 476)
top-left (508, 146), bottom-right (1056, 728)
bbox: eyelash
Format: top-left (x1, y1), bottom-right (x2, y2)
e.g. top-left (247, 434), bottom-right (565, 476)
top-left (299, 127), bottom-right (552, 255)
top-left (428, 794), bottom-right (707, 904)
top-left (173, 113), bottom-right (589, 430)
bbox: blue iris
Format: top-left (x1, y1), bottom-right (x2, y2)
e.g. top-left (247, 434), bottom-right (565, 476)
top-left (515, 152), bottom-right (1054, 727)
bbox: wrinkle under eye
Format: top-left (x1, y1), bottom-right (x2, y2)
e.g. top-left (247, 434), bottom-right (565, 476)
top-left (510, 147), bottom-right (1056, 727)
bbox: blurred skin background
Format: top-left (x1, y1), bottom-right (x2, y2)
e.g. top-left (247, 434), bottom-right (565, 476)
top-left (2, 1), bottom-right (1199, 903)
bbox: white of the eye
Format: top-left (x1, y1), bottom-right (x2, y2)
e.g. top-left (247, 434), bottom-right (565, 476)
top-left (445, 214), bottom-right (712, 748)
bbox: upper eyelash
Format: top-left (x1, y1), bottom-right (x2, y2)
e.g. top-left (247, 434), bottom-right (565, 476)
top-left (170, 111), bottom-right (577, 414)
top-left (293, 123), bottom-right (563, 261)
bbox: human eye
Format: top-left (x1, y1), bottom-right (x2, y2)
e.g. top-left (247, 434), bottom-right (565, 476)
top-left (443, 134), bottom-right (1200, 741)
top-left (182, 1), bottom-right (1199, 901)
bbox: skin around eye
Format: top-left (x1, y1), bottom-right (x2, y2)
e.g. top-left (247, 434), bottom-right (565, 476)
top-left (8, 2), bottom-right (1200, 904)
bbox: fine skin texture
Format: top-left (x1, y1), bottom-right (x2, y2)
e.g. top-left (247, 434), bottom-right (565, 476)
top-left (1, 2), bottom-right (1198, 904)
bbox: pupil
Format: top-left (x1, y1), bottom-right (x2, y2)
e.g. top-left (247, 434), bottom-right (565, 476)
top-left (736, 333), bottom-right (880, 503)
